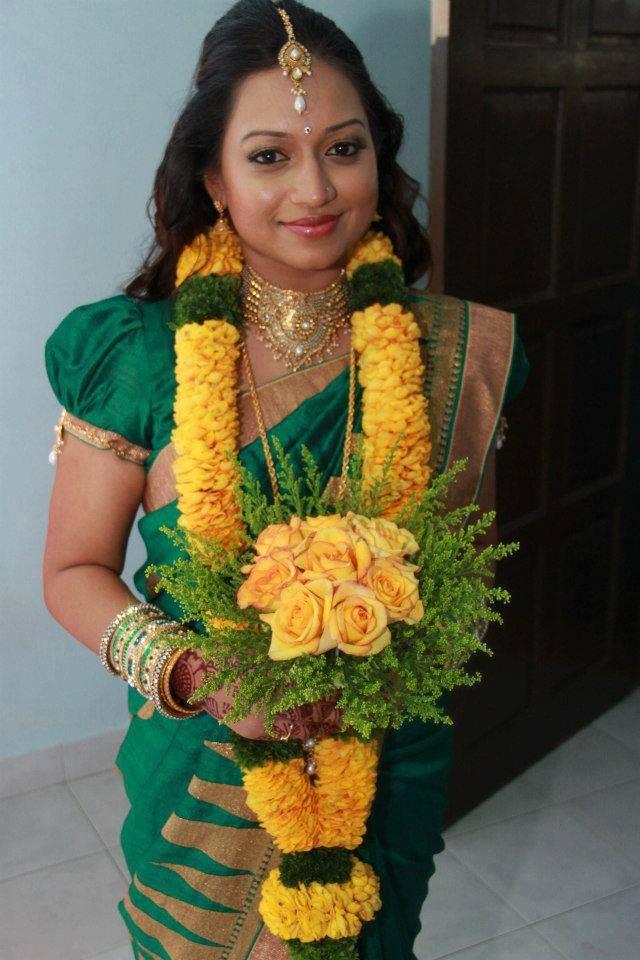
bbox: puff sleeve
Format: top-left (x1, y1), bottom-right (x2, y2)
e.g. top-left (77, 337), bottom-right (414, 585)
top-left (502, 315), bottom-right (531, 409)
top-left (44, 294), bottom-right (152, 464)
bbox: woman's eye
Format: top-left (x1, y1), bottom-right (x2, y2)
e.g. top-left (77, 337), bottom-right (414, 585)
top-left (249, 148), bottom-right (287, 165)
top-left (248, 140), bottom-right (365, 165)
top-left (327, 140), bottom-right (364, 158)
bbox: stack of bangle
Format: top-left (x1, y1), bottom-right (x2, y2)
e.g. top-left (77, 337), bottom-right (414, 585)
top-left (98, 601), bottom-right (204, 720)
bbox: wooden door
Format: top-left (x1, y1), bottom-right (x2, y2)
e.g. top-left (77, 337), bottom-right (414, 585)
top-left (443, 0), bottom-right (640, 824)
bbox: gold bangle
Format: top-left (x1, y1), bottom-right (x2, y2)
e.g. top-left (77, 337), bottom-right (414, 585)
top-left (159, 648), bottom-right (203, 717)
top-left (140, 623), bottom-right (189, 697)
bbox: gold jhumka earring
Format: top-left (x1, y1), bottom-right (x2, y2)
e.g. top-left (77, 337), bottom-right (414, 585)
top-left (213, 199), bottom-right (231, 234)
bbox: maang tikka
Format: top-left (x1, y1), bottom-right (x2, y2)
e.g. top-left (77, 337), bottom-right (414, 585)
top-left (271, 1), bottom-right (313, 114)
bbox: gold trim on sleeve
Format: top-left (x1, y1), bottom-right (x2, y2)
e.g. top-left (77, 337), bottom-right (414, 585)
top-left (50, 407), bottom-right (152, 465)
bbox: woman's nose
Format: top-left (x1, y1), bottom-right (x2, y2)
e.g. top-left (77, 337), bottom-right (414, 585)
top-left (289, 156), bottom-right (337, 206)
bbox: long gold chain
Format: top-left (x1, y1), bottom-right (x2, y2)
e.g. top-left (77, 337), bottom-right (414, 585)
top-left (241, 342), bottom-right (357, 505)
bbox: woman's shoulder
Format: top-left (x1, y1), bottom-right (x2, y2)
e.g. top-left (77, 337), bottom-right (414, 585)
top-left (44, 293), bottom-right (171, 450)
top-left (45, 292), bottom-right (172, 349)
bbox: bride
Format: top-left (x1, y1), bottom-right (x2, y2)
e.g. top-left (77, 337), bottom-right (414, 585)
top-left (43, 1), bottom-right (529, 957)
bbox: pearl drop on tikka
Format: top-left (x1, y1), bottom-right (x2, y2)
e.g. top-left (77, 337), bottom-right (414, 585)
top-left (305, 760), bottom-right (317, 776)
top-left (294, 95), bottom-right (307, 114)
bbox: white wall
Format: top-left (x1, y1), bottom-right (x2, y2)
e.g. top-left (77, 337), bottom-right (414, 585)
top-left (1, 0), bottom-right (432, 760)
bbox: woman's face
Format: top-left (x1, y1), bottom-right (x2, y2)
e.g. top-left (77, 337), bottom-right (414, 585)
top-left (204, 59), bottom-right (379, 291)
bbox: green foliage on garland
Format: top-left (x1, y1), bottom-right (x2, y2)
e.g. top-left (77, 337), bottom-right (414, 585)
top-left (228, 730), bottom-right (302, 769)
top-left (169, 274), bottom-right (243, 330)
top-left (348, 259), bottom-right (412, 311)
top-left (146, 441), bottom-right (519, 739)
top-left (279, 848), bottom-right (353, 889)
top-left (287, 937), bottom-right (359, 960)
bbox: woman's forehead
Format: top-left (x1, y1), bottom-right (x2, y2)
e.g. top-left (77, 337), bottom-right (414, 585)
top-left (227, 61), bottom-right (366, 140)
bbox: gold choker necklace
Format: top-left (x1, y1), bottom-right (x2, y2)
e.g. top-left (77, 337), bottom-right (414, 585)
top-left (240, 263), bottom-right (351, 371)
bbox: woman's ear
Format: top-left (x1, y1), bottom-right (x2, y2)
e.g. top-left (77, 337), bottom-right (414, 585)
top-left (203, 171), bottom-right (226, 207)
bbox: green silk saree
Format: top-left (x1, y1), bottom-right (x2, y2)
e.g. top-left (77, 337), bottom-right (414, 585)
top-left (44, 288), bottom-right (529, 960)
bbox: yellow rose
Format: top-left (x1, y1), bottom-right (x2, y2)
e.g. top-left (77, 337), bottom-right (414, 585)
top-left (363, 558), bottom-right (424, 624)
top-left (261, 578), bottom-right (335, 660)
top-left (299, 514), bottom-right (348, 536)
top-left (323, 582), bottom-right (391, 657)
top-left (296, 526), bottom-right (371, 583)
top-left (346, 513), bottom-right (419, 559)
top-left (237, 548), bottom-right (299, 612)
top-left (254, 516), bottom-right (306, 556)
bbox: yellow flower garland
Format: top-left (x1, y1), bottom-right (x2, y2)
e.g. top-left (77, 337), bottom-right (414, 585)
top-left (239, 736), bottom-right (379, 853)
top-left (260, 856), bottom-right (381, 942)
top-left (170, 222), bottom-right (433, 954)
top-left (172, 319), bottom-right (246, 549)
top-left (352, 302), bottom-right (432, 517)
top-left (172, 225), bottom-right (432, 542)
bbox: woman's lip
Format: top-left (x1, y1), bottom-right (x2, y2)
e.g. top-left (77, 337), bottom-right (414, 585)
top-left (281, 215), bottom-right (340, 237)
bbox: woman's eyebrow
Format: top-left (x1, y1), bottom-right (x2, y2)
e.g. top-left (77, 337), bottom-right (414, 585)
top-left (241, 118), bottom-right (365, 143)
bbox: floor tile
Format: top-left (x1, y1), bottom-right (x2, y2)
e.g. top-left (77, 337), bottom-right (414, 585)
top-left (0, 743), bottom-right (65, 799)
top-left (559, 777), bottom-right (640, 869)
top-left (533, 883), bottom-right (640, 959)
top-left (84, 946), bottom-right (133, 960)
top-left (63, 728), bottom-right (127, 781)
top-left (592, 687), bottom-right (640, 758)
top-left (519, 725), bottom-right (640, 803)
top-left (446, 804), bottom-right (640, 923)
top-left (424, 924), bottom-right (567, 960)
top-left (0, 782), bottom-right (103, 880)
top-left (0, 851), bottom-right (129, 960)
top-left (108, 844), bottom-right (130, 879)
top-left (415, 849), bottom-right (527, 959)
top-left (69, 769), bottom-right (130, 849)
top-left (444, 776), bottom-right (552, 838)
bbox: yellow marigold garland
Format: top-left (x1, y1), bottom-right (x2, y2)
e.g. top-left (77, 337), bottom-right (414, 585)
top-left (174, 226), bottom-right (243, 286)
top-left (172, 318), bottom-right (246, 549)
top-left (352, 302), bottom-right (432, 517)
top-left (260, 857), bottom-right (381, 942)
top-left (171, 224), bottom-right (432, 540)
top-left (239, 736), bottom-right (379, 853)
top-left (170, 221), bottom-right (434, 956)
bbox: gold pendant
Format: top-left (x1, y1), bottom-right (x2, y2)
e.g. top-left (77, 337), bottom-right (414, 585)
top-left (240, 265), bottom-right (351, 371)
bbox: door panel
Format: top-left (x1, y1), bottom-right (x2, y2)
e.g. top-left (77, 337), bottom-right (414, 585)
top-left (443, 0), bottom-right (640, 824)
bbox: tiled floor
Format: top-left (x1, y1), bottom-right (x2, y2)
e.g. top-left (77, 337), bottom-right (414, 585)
top-left (1, 687), bottom-right (638, 960)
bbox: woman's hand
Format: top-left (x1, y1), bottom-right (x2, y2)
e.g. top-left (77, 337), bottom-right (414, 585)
top-left (170, 646), bottom-right (343, 741)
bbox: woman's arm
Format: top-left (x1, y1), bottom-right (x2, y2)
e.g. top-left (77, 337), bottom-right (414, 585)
top-left (43, 433), bottom-right (342, 739)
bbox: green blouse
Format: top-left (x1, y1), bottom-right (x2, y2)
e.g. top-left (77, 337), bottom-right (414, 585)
top-left (44, 292), bottom-right (530, 469)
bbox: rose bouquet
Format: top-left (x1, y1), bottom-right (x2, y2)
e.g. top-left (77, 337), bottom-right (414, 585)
top-left (147, 442), bottom-right (519, 959)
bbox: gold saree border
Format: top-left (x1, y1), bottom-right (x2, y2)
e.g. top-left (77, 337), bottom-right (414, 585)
top-left (59, 409), bottom-right (151, 465)
top-left (411, 294), bottom-right (467, 478)
top-left (247, 925), bottom-right (291, 959)
top-left (443, 301), bottom-right (514, 505)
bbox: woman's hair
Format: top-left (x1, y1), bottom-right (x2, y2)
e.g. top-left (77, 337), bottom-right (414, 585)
top-left (124, 0), bottom-right (432, 300)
